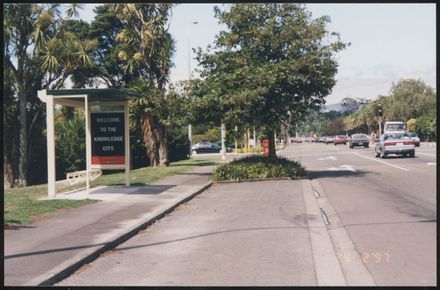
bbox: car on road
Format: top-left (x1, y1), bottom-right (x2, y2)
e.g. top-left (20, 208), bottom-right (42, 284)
top-left (334, 135), bottom-right (347, 145)
top-left (348, 134), bottom-right (369, 148)
top-left (192, 141), bottom-right (221, 154)
top-left (407, 132), bottom-right (420, 147)
top-left (384, 121), bottom-right (406, 135)
top-left (324, 136), bottom-right (334, 144)
top-left (375, 133), bottom-right (415, 158)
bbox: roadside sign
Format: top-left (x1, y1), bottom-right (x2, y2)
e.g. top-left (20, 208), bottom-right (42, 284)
top-left (263, 139), bottom-right (269, 157)
top-left (91, 112), bottom-right (125, 165)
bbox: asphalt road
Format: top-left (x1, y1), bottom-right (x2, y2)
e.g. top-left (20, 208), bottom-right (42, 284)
top-left (56, 141), bottom-right (436, 286)
top-left (280, 141), bottom-right (436, 286)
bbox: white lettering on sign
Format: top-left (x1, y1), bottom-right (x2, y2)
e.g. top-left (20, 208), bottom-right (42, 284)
top-left (108, 127), bottom-right (117, 132)
top-left (93, 136), bottom-right (123, 142)
top-left (102, 146), bottom-right (115, 151)
top-left (96, 117), bottom-right (120, 123)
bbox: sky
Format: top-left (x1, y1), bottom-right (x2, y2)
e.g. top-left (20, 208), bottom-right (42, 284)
top-left (78, 3), bottom-right (436, 105)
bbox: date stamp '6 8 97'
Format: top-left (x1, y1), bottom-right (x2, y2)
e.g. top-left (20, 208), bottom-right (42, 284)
top-left (336, 251), bottom-right (390, 264)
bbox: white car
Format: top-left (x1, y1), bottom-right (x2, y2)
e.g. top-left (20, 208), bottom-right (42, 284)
top-left (407, 132), bottom-right (420, 147)
top-left (375, 133), bottom-right (415, 158)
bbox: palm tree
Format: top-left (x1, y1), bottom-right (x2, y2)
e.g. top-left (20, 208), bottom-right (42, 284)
top-left (110, 3), bottom-right (175, 167)
top-left (3, 3), bottom-right (95, 186)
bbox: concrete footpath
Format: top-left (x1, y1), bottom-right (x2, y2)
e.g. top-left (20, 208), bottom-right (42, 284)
top-left (4, 165), bottom-right (214, 286)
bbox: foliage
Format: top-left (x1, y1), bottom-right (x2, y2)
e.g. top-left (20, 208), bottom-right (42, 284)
top-left (192, 3), bottom-right (348, 158)
top-left (406, 118), bottom-right (417, 132)
top-left (3, 4), bottom-right (97, 187)
top-left (415, 114), bottom-right (436, 141)
top-left (326, 117), bottom-right (345, 135)
top-left (167, 126), bottom-right (190, 162)
top-left (211, 155), bottom-right (306, 181)
top-left (108, 4), bottom-right (175, 167)
top-left (54, 111), bottom-right (86, 180)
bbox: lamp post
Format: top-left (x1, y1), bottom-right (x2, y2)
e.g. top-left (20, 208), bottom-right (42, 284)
top-left (187, 21), bottom-right (198, 158)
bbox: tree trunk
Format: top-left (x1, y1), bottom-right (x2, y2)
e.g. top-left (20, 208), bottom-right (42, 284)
top-left (17, 82), bottom-right (27, 187)
top-left (141, 111), bottom-right (159, 167)
top-left (3, 157), bottom-right (14, 189)
top-left (155, 122), bottom-right (169, 167)
top-left (266, 128), bottom-right (277, 158)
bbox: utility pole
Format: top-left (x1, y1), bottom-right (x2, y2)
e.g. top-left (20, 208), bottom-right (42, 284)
top-left (187, 21), bottom-right (198, 158)
top-left (221, 123), bottom-right (226, 160)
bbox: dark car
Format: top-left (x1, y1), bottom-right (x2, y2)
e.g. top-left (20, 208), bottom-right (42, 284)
top-left (212, 142), bottom-right (233, 152)
top-left (192, 142), bottom-right (220, 154)
top-left (349, 134), bottom-right (369, 148)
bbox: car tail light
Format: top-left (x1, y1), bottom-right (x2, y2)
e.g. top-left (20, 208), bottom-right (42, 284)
top-left (404, 140), bottom-right (414, 145)
top-left (384, 141), bottom-right (396, 146)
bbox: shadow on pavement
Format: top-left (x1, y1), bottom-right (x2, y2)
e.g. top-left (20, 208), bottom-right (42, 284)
top-left (91, 185), bottom-right (175, 195)
top-left (170, 162), bottom-right (217, 167)
top-left (5, 242), bottom-right (107, 260)
top-left (4, 223), bottom-right (35, 230)
top-left (308, 169), bottom-right (368, 179)
top-left (174, 172), bottom-right (212, 176)
top-left (115, 226), bottom-right (309, 252)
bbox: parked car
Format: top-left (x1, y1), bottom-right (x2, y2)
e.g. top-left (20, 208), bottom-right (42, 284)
top-left (407, 132), bottom-right (420, 147)
top-left (212, 142), bottom-right (233, 152)
top-left (334, 135), bottom-right (347, 145)
top-left (324, 136), bottom-right (334, 144)
top-left (375, 133), bottom-right (415, 158)
top-left (349, 134), bottom-right (369, 148)
top-left (192, 141), bottom-right (220, 153)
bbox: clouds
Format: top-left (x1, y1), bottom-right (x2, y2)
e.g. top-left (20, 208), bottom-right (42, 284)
top-left (326, 63), bottom-right (436, 104)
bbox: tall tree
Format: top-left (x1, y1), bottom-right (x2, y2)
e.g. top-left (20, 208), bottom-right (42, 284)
top-left (193, 4), bottom-right (347, 157)
top-left (3, 3), bottom-right (96, 186)
top-left (108, 3), bottom-right (175, 167)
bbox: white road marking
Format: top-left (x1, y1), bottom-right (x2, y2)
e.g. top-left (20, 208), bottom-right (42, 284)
top-left (285, 152), bottom-right (350, 158)
top-left (325, 165), bottom-right (356, 172)
top-left (426, 162), bottom-right (436, 166)
top-left (318, 156), bottom-right (337, 160)
top-left (417, 152), bottom-right (436, 157)
top-left (351, 152), bottom-right (409, 172)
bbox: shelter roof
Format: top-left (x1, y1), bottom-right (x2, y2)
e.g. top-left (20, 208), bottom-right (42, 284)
top-left (46, 88), bottom-right (142, 103)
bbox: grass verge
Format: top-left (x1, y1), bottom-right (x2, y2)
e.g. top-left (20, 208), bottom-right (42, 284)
top-left (211, 155), bottom-right (306, 182)
top-left (4, 158), bottom-right (220, 226)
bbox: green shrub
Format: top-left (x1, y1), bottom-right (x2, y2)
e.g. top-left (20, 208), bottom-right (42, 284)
top-left (211, 155), bottom-right (306, 181)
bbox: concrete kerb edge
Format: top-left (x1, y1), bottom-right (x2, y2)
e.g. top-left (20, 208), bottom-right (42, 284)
top-left (36, 181), bottom-right (213, 286)
top-left (214, 177), bottom-right (292, 184)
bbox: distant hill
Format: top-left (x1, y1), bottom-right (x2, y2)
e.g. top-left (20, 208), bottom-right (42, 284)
top-left (320, 103), bottom-right (346, 112)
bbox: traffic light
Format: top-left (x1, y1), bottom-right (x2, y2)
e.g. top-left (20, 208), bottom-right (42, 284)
top-left (377, 104), bottom-right (383, 117)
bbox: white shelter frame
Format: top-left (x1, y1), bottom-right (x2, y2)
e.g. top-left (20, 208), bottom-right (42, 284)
top-left (38, 89), bottom-right (138, 199)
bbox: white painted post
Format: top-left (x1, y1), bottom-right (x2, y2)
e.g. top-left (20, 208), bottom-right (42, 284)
top-left (188, 124), bottom-right (192, 157)
top-left (221, 123), bottom-right (226, 160)
top-left (253, 128), bottom-right (256, 148)
top-left (124, 102), bottom-right (130, 186)
top-left (46, 95), bottom-right (56, 199)
top-left (85, 95), bottom-right (91, 195)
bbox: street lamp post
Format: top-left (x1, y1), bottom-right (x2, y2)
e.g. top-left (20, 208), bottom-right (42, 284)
top-left (188, 21), bottom-right (198, 158)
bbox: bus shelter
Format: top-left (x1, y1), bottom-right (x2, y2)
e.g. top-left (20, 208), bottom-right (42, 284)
top-left (38, 88), bottom-right (141, 199)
